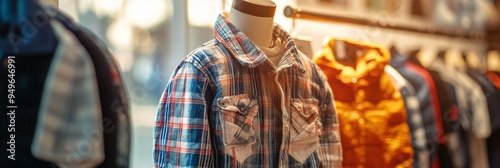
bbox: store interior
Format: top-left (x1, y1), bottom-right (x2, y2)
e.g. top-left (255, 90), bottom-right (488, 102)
top-left (1, 0), bottom-right (500, 167)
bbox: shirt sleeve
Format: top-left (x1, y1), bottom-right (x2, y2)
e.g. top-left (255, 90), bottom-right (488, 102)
top-left (153, 61), bottom-right (214, 168)
top-left (317, 72), bottom-right (342, 167)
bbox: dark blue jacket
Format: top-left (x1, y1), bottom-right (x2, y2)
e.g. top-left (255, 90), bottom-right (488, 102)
top-left (390, 49), bottom-right (438, 167)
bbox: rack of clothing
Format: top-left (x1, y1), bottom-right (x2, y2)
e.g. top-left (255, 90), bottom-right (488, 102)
top-left (0, 1), bottom-right (131, 167)
top-left (283, 2), bottom-right (500, 168)
top-left (311, 37), bottom-right (500, 168)
top-left (283, 6), bottom-right (488, 41)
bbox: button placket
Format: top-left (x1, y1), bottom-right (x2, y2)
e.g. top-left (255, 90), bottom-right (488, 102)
top-left (284, 124), bottom-right (290, 132)
top-left (273, 70), bottom-right (291, 166)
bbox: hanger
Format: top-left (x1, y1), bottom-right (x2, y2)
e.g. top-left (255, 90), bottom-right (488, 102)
top-left (389, 43), bottom-right (401, 56)
top-left (407, 48), bottom-right (424, 66)
top-left (0, 0), bottom-right (58, 59)
top-left (442, 48), bottom-right (468, 70)
top-left (461, 51), bottom-right (472, 69)
top-left (389, 44), bottom-right (397, 51)
top-left (436, 49), bottom-right (446, 60)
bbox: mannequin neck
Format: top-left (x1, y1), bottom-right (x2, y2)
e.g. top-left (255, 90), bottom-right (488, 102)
top-left (229, 0), bottom-right (276, 47)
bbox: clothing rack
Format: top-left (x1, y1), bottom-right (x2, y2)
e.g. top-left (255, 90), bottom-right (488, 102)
top-left (283, 6), bottom-right (488, 41)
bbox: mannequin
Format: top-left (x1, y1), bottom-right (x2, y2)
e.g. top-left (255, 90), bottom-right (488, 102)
top-left (154, 1), bottom-right (342, 166)
top-left (229, 0), bottom-right (276, 47)
top-left (444, 49), bottom-right (467, 71)
top-left (229, 0), bottom-right (283, 66)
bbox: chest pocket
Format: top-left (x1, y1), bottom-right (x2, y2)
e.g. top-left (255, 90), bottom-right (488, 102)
top-left (216, 94), bottom-right (259, 164)
top-left (289, 98), bottom-right (322, 164)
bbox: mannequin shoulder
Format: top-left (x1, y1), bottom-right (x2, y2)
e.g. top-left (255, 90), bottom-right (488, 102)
top-left (296, 50), bottom-right (321, 70)
top-left (183, 39), bottom-right (237, 67)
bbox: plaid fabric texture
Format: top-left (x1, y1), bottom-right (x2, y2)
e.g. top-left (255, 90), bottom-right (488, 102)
top-left (386, 65), bottom-right (430, 168)
top-left (154, 14), bottom-right (342, 168)
top-left (31, 21), bottom-right (104, 168)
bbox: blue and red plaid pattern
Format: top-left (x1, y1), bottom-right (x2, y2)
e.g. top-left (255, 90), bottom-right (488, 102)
top-left (153, 14), bottom-right (342, 168)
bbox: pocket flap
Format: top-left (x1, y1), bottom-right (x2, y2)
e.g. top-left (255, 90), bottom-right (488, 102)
top-left (291, 98), bottom-right (320, 118)
top-left (217, 94), bottom-right (258, 115)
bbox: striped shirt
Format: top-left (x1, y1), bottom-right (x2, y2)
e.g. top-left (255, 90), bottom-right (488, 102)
top-left (153, 14), bottom-right (342, 168)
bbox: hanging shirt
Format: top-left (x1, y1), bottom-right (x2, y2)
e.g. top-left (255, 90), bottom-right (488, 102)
top-left (429, 58), bottom-right (490, 168)
top-left (0, 2), bottom-right (59, 167)
top-left (442, 81), bottom-right (468, 168)
top-left (465, 69), bottom-right (500, 168)
top-left (31, 20), bottom-right (104, 168)
top-left (428, 59), bottom-right (490, 138)
top-left (390, 50), bottom-right (439, 167)
top-left (406, 61), bottom-right (444, 168)
top-left (48, 6), bottom-right (132, 167)
top-left (465, 69), bottom-right (500, 134)
top-left (421, 55), bottom-right (466, 168)
top-left (386, 65), bottom-right (430, 168)
top-left (486, 71), bottom-right (500, 90)
top-left (154, 14), bottom-right (342, 168)
top-left (35, 8), bottom-right (132, 168)
top-left (314, 38), bottom-right (413, 168)
top-left (427, 68), bottom-right (458, 168)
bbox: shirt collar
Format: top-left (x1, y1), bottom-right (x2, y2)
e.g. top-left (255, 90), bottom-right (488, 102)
top-left (314, 37), bottom-right (390, 85)
top-left (213, 14), bottom-right (305, 72)
top-left (389, 48), bottom-right (408, 68)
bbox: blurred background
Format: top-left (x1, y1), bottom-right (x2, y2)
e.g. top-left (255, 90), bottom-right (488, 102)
top-left (52, 0), bottom-right (499, 167)
top-left (55, 1), bottom-right (293, 166)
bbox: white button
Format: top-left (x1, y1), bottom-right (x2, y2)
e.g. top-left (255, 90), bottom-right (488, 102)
top-left (351, 77), bottom-right (357, 83)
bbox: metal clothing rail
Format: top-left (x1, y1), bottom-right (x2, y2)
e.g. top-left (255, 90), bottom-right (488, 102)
top-left (283, 6), bottom-right (487, 41)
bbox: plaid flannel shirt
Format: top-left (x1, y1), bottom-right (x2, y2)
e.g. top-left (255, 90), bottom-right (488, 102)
top-left (32, 20), bottom-right (104, 167)
top-left (154, 14), bottom-right (342, 168)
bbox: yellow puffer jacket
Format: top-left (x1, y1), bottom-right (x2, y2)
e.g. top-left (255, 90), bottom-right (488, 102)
top-left (313, 38), bottom-right (413, 168)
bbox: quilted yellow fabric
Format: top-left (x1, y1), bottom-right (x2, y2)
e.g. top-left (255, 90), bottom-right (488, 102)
top-left (313, 37), bottom-right (413, 168)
